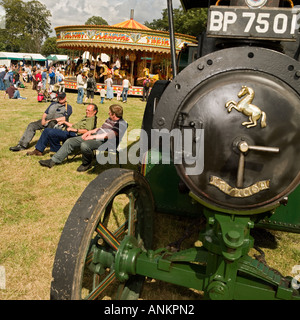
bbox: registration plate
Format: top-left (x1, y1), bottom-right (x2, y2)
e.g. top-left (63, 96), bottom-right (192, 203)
top-left (207, 6), bottom-right (300, 41)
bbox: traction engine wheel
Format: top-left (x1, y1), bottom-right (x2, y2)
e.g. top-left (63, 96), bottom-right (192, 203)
top-left (50, 169), bottom-right (154, 300)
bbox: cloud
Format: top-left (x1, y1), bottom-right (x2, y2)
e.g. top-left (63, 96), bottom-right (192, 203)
top-left (24, 0), bottom-right (181, 31)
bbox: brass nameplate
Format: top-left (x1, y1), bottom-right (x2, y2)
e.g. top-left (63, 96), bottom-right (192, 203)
top-left (209, 176), bottom-right (270, 198)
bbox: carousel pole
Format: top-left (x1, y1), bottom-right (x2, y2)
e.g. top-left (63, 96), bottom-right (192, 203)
top-left (150, 52), bottom-right (154, 73)
top-left (129, 51), bottom-right (136, 85)
top-left (70, 49), bottom-right (75, 77)
top-left (92, 49), bottom-right (97, 78)
top-left (131, 61), bottom-right (134, 84)
top-left (167, 0), bottom-right (177, 78)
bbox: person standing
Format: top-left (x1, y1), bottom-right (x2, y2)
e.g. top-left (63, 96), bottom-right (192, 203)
top-left (99, 85), bottom-right (106, 104)
top-left (57, 70), bottom-right (65, 93)
top-left (32, 67), bottom-right (37, 90)
top-left (49, 67), bottom-right (56, 92)
top-left (116, 87), bottom-right (122, 101)
top-left (77, 71), bottom-right (85, 104)
top-left (0, 66), bottom-right (6, 90)
top-left (13, 69), bottom-right (21, 88)
top-left (121, 76), bottom-right (131, 103)
top-left (3, 68), bottom-right (13, 90)
top-left (35, 69), bottom-right (42, 91)
top-left (85, 72), bottom-right (97, 103)
top-left (105, 74), bottom-right (113, 101)
top-left (142, 75), bottom-right (150, 102)
top-left (42, 68), bottom-right (48, 90)
top-left (25, 65), bottom-right (32, 83)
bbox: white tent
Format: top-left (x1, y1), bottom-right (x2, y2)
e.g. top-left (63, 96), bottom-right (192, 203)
top-left (47, 54), bottom-right (69, 62)
top-left (0, 52), bottom-right (47, 67)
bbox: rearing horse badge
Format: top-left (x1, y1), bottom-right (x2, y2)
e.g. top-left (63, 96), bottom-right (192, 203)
top-left (225, 86), bottom-right (267, 129)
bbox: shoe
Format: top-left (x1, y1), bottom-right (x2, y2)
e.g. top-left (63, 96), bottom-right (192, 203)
top-left (77, 163), bottom-right (92, 172)
top-left (26, 149), bottom-right (43, 156)
top-left (39, 159), bottom-right (56, 168)
top-left (9, 144), bottom-right (26, 152)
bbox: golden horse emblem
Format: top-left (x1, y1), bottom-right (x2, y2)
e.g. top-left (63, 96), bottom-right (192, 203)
top-left (225, 86), bottom-right (267, 129)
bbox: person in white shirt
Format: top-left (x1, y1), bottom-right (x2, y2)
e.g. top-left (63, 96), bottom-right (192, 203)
top-left (76, 71), bottom-right (85, 104)
top-left (121, 76), bottom-right (131, 103)
top-left (57, 70), bottom-right (65, 93)
top-left (105, 74), bottom-right (113, 100)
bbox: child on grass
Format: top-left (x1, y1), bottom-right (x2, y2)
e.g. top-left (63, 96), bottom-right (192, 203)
top-left (100, 85), bottom-right (106, 104)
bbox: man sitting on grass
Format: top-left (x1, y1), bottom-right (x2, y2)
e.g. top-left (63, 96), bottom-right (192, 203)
top-left (26, 104), bottom-right (98, 156)
top-left (4, 83), bottom-right (27, 100)
top-left (9, 92), bottom-right (72, 152)
top-left (39, 104), bottom-right (127, 172)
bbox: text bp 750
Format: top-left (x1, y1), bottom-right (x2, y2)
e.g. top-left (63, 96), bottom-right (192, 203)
top-left (207, 6), bottom-right (300, 41)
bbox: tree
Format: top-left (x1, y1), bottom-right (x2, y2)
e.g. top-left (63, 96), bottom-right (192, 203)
top-left (85, 16), bottom-right (108, 26)
top-left (41, 37), bottom-right (60, 57)
top-left (41, 36), bottom-right (80, 58)
top-left (0, 0), bottom-right (26, 51)
top-left (23, 0), bottom-right (52, 52)
top-left (144, 6), bottom-right (207, 37)
top-left (0, 0), bottom-right (51, 52)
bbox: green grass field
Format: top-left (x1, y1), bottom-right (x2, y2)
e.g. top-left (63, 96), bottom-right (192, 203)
top-left (0, 86), bottom-right (299, 300)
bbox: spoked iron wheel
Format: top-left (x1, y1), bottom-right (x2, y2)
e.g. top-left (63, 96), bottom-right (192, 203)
top-left (50, 169), bottom-right (154, 300)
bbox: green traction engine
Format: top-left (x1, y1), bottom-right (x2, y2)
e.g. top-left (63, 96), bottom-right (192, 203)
top-left (50, 0), bottom-right (300, 300)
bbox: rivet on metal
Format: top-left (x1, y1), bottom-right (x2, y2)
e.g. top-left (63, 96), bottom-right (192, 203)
top-left (157, 117), bottom-right (166, 126)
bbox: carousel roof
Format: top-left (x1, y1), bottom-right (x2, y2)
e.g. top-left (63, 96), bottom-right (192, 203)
top-left (55, 15), bottom-right (197, 54)
top-left (112, 18), bottom-right (151, 30)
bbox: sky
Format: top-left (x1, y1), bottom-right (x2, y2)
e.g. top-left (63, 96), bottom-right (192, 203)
top-left (2, 0), bottom-right (182, 34)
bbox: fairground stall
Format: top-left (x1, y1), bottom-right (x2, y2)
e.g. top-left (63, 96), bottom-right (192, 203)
top-left (55, 13), bottom-right (197, 96)
top-left (0, 52), bottom-right (47, 67)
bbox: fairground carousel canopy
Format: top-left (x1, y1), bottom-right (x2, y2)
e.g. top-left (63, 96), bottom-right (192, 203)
top-left (55, 14), bottom-right (197, 89)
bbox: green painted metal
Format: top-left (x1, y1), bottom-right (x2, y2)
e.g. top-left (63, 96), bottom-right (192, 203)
top-left (90, 206), bottom-right (300, 299)
top-left (256, 185), bottom-right (300, 233)
top-left (142, 154), bottom-right (202, 217)
top-left (199, 209), bottom-right (255, 261)
top-left (143, 150), bottom-right (300, 233)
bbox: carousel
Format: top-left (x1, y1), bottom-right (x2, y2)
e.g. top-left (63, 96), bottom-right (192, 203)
top-left (55, 11), bottom-right (197, 96)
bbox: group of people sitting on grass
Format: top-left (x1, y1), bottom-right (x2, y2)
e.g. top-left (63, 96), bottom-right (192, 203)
top-left (9, 92), bottom-right (127, 172)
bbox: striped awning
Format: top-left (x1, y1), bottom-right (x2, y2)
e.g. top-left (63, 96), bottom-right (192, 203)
top-left (112, 18), bottom-right (151, 30)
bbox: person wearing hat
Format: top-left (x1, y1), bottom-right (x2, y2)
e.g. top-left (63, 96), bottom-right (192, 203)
top-left (9, 92), bottom-right (73, 152)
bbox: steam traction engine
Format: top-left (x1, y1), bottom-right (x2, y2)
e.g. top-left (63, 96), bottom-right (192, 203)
top-left (50, 0), bottom-right (300, 300)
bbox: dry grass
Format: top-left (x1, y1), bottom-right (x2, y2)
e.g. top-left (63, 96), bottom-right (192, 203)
top-left (0, 86), bottom-right (299, 300)
top-left (0, 87), bottom-right (145, 300)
